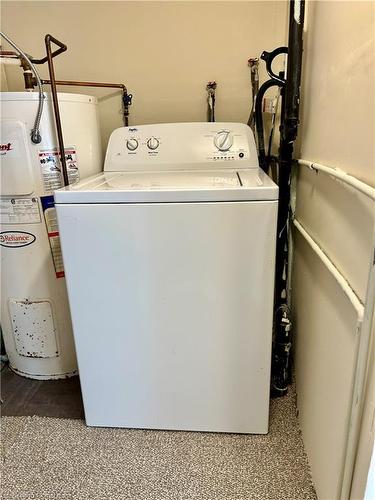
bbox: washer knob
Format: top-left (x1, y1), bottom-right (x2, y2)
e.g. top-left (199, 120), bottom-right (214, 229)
top-left (214, 131), bottom-right (233, 151)
top-left (126, 138), bottom-right (138, 151)
top-left (147, 137), bottom-right (160, 150)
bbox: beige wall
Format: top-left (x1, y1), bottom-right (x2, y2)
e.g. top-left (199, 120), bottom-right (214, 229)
top-left (1, 1), bottom-right (287, 150)
top-left (294, 1), bottom-right (375, 499)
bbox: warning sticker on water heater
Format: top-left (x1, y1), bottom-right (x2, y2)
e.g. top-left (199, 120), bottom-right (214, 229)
top-left (0, 197), bottom-right (41, 224)
top-left (40, 196), bottom-right (64, 279)
top-left (39, 147), bottom-right (79, 194)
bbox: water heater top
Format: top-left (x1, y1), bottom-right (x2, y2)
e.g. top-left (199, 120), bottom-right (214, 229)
top-left (104, 122), bottom-right (259, 172)
top-left (0, 92), bottom-right (97, 104)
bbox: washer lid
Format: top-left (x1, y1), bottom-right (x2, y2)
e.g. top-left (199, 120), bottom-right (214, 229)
top-left (54, 168), bottom-right (278, 203)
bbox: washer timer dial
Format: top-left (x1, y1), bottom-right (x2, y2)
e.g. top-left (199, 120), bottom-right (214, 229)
top-left (214, 131), bottom-right (233, 152)
top-left (126, 138), bottom-right (139, 151)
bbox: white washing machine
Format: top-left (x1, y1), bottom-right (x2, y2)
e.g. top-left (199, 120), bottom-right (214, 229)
top-left (55, 122), bottom-right (278, 434)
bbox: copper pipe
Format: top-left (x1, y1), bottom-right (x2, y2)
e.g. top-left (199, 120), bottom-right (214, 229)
top-left (31, 39), bottom-right (66, 65)
top-left (41, 79), bottom-right (131, 127)
top-left (41, 79), bottom-right (127, 93)
top-left (44, 34), bottom-right (69, 186)
top-left (0, 50), bottom-right (19, 57)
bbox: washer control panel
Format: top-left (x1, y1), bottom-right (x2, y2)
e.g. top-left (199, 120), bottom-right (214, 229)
top-left (105, 122), bottom-right (258, 172)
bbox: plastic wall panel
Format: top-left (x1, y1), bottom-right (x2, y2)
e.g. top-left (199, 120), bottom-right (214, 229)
top-left (295, 167), bottom-right (374, 303)
top-left (294, 1), bottom-right (375, 497)
top-left (293, 231), bottom-right (359, 500)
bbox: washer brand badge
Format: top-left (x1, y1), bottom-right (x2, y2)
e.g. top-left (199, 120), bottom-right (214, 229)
top-left (0, 231), bottom-right (36, 248)
top-left (0, 142), bottom-right (13, 155)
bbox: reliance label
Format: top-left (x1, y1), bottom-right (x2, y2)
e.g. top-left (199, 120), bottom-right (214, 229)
top-left (0, 231), bottom-right (36, 248)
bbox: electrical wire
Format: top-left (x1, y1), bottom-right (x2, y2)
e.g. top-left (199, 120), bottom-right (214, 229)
top-left (0, 31), bottom-right (44, 143)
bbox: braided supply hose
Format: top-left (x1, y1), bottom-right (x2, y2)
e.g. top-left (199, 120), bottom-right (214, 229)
top-left (0, 31), bottom-right (44, 143)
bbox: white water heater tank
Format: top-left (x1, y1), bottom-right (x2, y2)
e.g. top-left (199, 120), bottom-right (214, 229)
top-left (0, 92), bottom-right (102, 379)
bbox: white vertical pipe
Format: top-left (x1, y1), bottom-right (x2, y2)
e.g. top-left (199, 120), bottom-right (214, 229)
top-left (364, 442), bottom-right (375, 499)
top-left (340, 229), bottom-right (375, 500)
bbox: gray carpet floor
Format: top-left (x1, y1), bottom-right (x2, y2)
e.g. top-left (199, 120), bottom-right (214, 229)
top-left (1, 387), bottom-right (316, 500)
